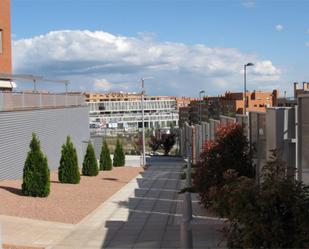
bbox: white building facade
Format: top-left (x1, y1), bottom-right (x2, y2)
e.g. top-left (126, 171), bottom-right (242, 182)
top-left (87, 95), bottom-right (179, 134)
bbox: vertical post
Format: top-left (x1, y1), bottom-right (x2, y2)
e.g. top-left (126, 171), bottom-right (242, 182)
top-left (39, 93), bottom-right (42, 108)
top-left (295, 104), bottom-right (300, 181)
top-left (0, 92), bottom-right (4, 111)
top-left (141, 79), bottom-right (146, 167)
top-left (33, 79), bottom-right (37, 93)
top-left (180, 142), bottom-right (193, 249)
top-left (244, 65), bottom-right (247, 115)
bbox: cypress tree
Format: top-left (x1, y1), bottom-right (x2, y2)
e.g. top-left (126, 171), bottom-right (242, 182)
top-left (113, 139), bottom-right (121, 167)
top-left (113, 139), bottom-right (125, 167)
top-left (100, 140), bottom-right (112, 171)
top-left (119, 142), bottom-right (125, 166)
top-left (82, 142), bottom-right (98, 176)
top-left (58, 136), bottom-right (80, 184)
top-left (22, 133), bottom-right (50, 197)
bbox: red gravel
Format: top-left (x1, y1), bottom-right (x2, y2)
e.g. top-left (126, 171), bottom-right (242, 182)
top-left (3, 244), bottom-right (43, 249)
top-left (0, 167), bottom-right (142, 224)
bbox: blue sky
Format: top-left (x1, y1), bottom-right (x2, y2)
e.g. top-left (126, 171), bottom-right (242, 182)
top-left (11, 0), bottom-right (309, 96)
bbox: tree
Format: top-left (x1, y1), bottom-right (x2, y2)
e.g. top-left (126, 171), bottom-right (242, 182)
top-left (193, 123), bottom-right (254, 208)
top-left (100, 140), bottom-right (112, 171)
top-left (113, 139), bottom-right (125, 167)
top-left (22, 133), bottom-right (50, 197)
top-left (82, 142), bottom-right (98, 176)
top-left (58, 136), bottom-right (80, 184)
top-left (148, 135), bottom-right (161, 153)
top-left (221, 151), bottom-right (309, 248)
top-left (160, 133), bottom-right (176, 155)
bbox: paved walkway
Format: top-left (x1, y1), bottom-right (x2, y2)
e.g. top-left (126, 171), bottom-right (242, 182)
top-left (51, 156), bottom-right (226, 249)
top-left (2, 156), bottom-right (226, 249)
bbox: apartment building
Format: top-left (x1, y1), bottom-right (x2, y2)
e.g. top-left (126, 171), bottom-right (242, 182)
top-left (85, 92), bottom-right (193, 134)
top-left (0, 0), bottom-right (13, 91)
top-left (179, 89), bottom-right (278, 125)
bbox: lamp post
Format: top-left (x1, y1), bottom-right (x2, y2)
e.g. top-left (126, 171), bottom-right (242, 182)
top-left (199, 90), bottom-right (205, 124)
top-left (140, 77), bottom-right (152, 167)
top-left (243, 63), bottom-right (254, 115)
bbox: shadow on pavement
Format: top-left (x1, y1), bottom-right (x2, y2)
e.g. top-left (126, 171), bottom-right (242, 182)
top-left (99, 156), bottom-right (226, 249)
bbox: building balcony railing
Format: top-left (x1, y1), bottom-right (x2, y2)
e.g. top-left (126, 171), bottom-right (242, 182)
top-left (0, 91), bottom-right (86, 111)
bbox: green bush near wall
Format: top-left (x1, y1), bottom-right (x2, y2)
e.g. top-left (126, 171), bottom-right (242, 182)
top-left (100, 140), bottom-right (112, 171)
top-left (22, 133), bottom-right (50, 197)
top-left (58, 136), bottom-right (80, 184)
top-left (113, 139), bottom-right (125, 167)
top-left (82, 142), bottom-right (99, 176)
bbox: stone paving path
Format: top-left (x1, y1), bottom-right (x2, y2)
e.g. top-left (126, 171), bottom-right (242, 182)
top-left (51, 156), bottom-right (226, 249)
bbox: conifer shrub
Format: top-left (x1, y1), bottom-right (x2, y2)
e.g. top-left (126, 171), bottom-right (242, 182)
top-left (58, 136), bottom-right (80, 184)
top-left (82, 142), bottom-right (98, 176)
top-left (100, 140), bottom-right (112, 171)
top-left (113, 139), bottom-right (125, 167)
top-left (22, 133), bottom-right (50, 197)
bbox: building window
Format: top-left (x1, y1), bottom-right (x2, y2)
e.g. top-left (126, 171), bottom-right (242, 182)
top-left (0, 30), bottom-right (3, 54)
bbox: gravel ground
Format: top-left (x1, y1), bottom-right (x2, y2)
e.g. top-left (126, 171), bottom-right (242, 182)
top-left (3, 244), bottom-right (43, 249)
top-left (0, 167), bottom-right (142, 224)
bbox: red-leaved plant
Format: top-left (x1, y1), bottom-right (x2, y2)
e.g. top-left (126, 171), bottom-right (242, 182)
top-left (193, 123), bottom-right (254, 208)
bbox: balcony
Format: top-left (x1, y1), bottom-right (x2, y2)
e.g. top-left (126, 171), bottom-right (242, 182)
top-left (0, 91), bottom-right (86, 111)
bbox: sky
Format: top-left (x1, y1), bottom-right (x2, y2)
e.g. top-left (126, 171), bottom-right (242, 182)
top-left (10, 0), bottom-right (309, 97)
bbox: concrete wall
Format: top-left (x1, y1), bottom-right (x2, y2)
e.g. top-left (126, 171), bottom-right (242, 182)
top-left (179, 108), bottom-right (297, 182)
top-left (298, 96), bottom-right (309, 184)
top-left (0, 106), bottom-right (90, 180)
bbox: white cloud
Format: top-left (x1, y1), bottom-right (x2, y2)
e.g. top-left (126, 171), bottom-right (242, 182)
top-left (242, 0), bottom-right (255, 8)
top-left (275, 24), bottom-right (284, 32)
top-left (305, 42), bottom-right (309, 47)
top-left (93, 79), bottom-right (112, 91)
top-left (306, 29), bottom-right (309, 34)
top-left (12, 30), bottom-right (281, 96)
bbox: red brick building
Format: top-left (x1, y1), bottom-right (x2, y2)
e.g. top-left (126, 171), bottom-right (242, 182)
top-left (0, 0), bottom-right (13, 91)
top-left (179, 89), bottom-right (279, 125)
top-left (0, 0), bottom-right (12, 74)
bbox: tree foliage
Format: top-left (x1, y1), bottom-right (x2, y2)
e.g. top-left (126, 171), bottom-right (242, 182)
top-left (58, 136), bottom-right (80, 184)
top-left (160, 133), bottom-right (176, 155)
top-left (82, 142), bottom-right (98, 176)
top-left (148, 135), bottom-right (161, 152)
top-left (220, 151), bottom-right (309, 248)
top-left (113, 139), bottom-right (125, 167)
top-left (100, 140), bottom-right (112, 171)
top-left (193, 123), bottom-right (254, 208)
top-left (22, 133), bottom-right (50, 197)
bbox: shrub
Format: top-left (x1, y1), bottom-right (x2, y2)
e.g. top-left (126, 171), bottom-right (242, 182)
top-left (148, 135), bottom-right (161, 152)
top-left (222, 152), bottom-right (309, 248)
top-left (113, 139), bottom-right (125, 167)
top-left (58, 136), bottom-right (80, 184)
top-left (82, 142), bottom-right (98, 176)
top-left (160, 133), bottom-right (176, 155)
top-left (193, 123), bottom-right (254, 208)
top-left (100, 140), bottom-right (112, 171)
top-left (22, 133), bottom-right (50, 197)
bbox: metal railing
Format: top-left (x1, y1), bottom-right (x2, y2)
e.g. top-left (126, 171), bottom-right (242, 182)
top-left (0, 91), bottom-right (86, 111)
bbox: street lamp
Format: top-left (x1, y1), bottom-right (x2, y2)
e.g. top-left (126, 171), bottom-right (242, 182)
top-left (199, 90), bottom-right (205, 124)
top-left (243, 63), bottom-right (254, 115)
top-left (140, 77), bottom-right (153, 167)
